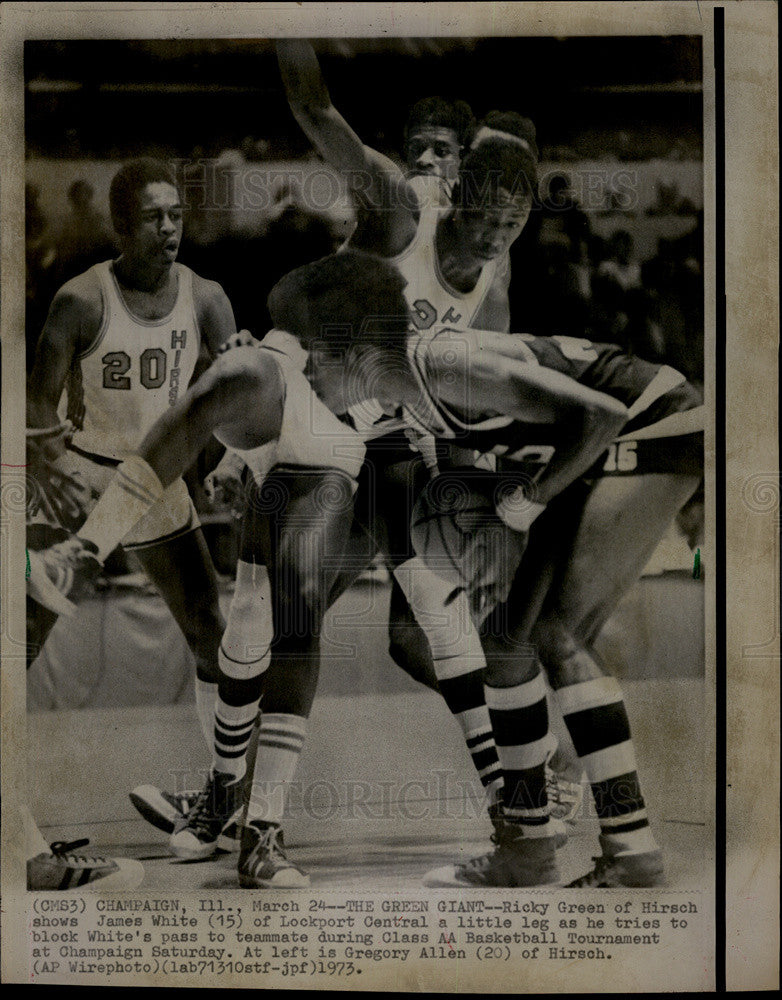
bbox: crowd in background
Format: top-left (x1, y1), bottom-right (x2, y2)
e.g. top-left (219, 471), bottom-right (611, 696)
top-left (26, 166), bottom-right (704, 391)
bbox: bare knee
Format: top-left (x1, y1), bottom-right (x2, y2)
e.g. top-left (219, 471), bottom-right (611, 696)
top-left (533, 615), bottom-right (602, 689)
top-left (482, 633), bottom-right (540, 688)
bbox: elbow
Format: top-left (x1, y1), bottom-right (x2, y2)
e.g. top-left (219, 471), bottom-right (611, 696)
top-left (582, 396), bottom-right (628, 442)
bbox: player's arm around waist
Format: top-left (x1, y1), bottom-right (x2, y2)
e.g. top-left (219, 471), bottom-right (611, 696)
top-left (27, 274), bottom-right (102, 428)
top-left (468, 355), bottom-right (628, 506)
top-left (139, 348), bottom-right (283, 488)
top-left (193, 274), bottom-right (238, 358)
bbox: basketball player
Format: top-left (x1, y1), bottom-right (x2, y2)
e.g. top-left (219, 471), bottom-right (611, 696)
top-left (26, 158), bottom-right (236, 833)
top-left (279, 43), bottom-right (557, 825)
top-left (29, 250), bottom-right (629, 886)
top-left (383, 328), bottom-right (704, 888)
top-left (277, 39), bottom-right (475, 216)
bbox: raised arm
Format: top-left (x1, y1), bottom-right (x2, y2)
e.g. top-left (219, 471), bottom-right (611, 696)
top-left (276, 39), bottom-right (417, 256)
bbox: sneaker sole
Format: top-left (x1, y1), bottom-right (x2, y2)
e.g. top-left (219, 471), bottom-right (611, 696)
top-left (216, 808), bottom-right (244, 853)
top-left (169, 834), bottom-right (220, 861)
top-left (129, 786), bottom-right (184, 835)
top-left (238, 870), bottom-right (310, 889)
top-left (27, 550), bottom-right (77, 617)
top-left (422, 864), bottom-right (560, 889)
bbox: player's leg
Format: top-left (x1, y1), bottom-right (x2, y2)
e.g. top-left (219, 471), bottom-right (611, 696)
top-left (239, 468), bottom-right (357, 888)
top-left (168, 495), bottom-right (273, 859)
top-left (131, 527), bottom-right (223, 733)
top-left (534, 471), bottom-right (700, 886)
top-left (480, 484), bottom-right (589, 821)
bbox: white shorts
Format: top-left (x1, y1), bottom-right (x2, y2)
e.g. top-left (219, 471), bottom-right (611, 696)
top-left (64, 447), bottom-right (199, 549)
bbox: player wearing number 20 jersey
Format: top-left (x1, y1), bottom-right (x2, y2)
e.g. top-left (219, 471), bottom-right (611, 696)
top-left (62, 259), bottom-right (202, 463)
top-left (27, 160), bottom-right (236, 823)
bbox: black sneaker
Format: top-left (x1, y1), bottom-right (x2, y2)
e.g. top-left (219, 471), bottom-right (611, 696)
top-left (567, 836), bottom-right (666, 887)
top-left (238, 821), bottom-right (310, 888)
top-left (169, 770), bottom-right (244, 860)
top-left (423, 824), bottom-right (560, 888)
top-left (130, 786), bottom-right (201, 835)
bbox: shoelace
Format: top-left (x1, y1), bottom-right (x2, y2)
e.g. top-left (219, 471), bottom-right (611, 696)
top-left (459, 827), bottom-right (512, 874)
top-left (569, 855), bottom-right (612, 887)
top-left (185, 783), bottom-right (219, 834)
top-left (49, 839), bottom-right (108, 865)
top-left (256, 825), bottom-right (287, 857)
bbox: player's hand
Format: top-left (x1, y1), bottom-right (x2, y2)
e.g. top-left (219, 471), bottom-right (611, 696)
top-left (26, 423), bottom-right (90, 529)
top-left (204, 450), bottom-right (247, 518)
top-left (495, 483), bottom-right (546, 533)
top-left (456, 514), bottom-right (528, 623)
top-left (218, 330), bottom-right (258, 354)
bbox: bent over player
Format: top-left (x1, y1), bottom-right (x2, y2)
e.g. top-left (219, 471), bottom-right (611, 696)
top-left (29, 249), bottom-right (630, 887)
top-left (27, 158), bottom-right (235, 802)
top-left (383, 329), bottom-right (703, 888)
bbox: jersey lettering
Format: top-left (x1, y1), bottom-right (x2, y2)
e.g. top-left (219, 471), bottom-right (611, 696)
top-left (140, 348), bottom-right (167, 389)
top-left (410, 298), bottom-right (437, 331)
top-left (602, 440), bottom-right (638, 473)
top-left (441, 306), bottom-right (462, 325)
top-left (102, 351), bottom-right (131, 390)
top-left (171, 329), bottom-right (187, 349)
top-left (103, 348), bottom-right (171, 392)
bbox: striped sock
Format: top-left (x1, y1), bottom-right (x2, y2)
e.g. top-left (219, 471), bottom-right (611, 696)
top-left (394, 560), bottom-right (502, 804)
top-left (439, 673), bottom-right (503, 805)
top-left (213, 694), bottom-right (259, 780)
top-left (247, 713), bottom-right (307, 825)
top-left (557, 677), bottom-right (658, 855)
top-left (486, 671), bottom-right (552, 835)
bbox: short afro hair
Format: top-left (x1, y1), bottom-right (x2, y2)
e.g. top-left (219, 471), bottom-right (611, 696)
top-left (454, 111), bottom-right (539, 209)
top-left (109, 158), bottom-right (179, 234)
top-left (404, 97), bottom-right (476, 150)
top-left (267, 249), bottom-right (410, 358)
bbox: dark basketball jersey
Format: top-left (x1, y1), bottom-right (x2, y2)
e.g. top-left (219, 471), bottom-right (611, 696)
top-left (399, 330), bottom-right (703, 480)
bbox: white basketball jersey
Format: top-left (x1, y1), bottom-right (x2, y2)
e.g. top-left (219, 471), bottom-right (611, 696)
top-left (391, 206), bottom-right (507, 333)
top-left (218, 330), bottom-right (366, 487)
top-left (61, 261), bottom-right (201, 462)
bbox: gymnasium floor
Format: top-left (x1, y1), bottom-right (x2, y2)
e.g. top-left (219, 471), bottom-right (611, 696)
top-left (27, 566), bottom-right (710, 892)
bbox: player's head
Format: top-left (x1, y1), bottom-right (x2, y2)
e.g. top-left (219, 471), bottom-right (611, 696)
top-left (109, 158), bottom-right (182, 264)
top-left (451, 111), bottom-right (539, 261)
top-left (267, 250), bottom-right (412, 414)
top-left (403, 97), bottom-right (476, 185)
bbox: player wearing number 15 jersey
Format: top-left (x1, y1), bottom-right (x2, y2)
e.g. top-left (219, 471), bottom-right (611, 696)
top-left (27, 160), bottom-right (237, 810)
